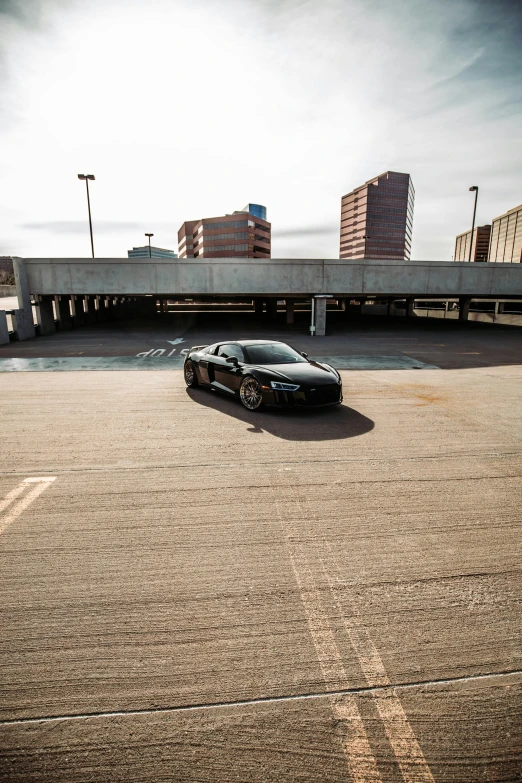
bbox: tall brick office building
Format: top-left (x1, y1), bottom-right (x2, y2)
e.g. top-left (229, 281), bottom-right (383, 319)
top-left (178, 204), bottom-right (270, 259)
top-left (340, 171), bottom-right (414, 260)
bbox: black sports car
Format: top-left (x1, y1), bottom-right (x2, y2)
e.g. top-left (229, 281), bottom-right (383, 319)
top-left (184, 340), bottom-right (343, 410)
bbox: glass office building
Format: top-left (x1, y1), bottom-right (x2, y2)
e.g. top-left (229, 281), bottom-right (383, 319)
top-left (237, 203), bottom-right (267, 221)
top-left (488, 204), bottom-right (522, 263)
top-left (340, 171), bottom-right (414, 260)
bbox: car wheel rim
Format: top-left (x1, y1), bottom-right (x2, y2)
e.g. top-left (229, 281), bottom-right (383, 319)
top-left (185, 362), bottom-right (195, 384)
top-left (241, 378), bottom-right (262, 409)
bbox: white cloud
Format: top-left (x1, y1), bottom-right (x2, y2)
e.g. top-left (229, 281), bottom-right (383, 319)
top-left (1, 0), bottom-right (521, 259)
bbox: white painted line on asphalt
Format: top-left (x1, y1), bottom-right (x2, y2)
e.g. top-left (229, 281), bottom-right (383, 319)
top-left (274, 481), bottom-right (435, 783)
top-left (0, 477), bottom-right (56, 536)
top-left (0, 482), bottom-right (28, 515)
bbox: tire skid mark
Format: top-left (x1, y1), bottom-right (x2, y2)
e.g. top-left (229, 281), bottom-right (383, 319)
top-left (0, 477), bottom-right (56, 536)
top-left (323, 556), bottom-right (435, 782)
top-left (273, 492), bottom-right (382, 783)
top-left (272, 476), bottom-right (435, 782)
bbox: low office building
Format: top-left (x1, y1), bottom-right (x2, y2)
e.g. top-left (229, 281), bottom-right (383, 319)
top-left (340, 171), bottom-right (414, 260)
top-left (454, 225), bottom-right (491, 262)
top-left (0, 257), bottom-right (14, 273)
top-left (127, 246), bottom-right (177, 259)
top-left (488, 204), bottom-right (522, 263)
top-left (178, 205), bottom-right (270, 259)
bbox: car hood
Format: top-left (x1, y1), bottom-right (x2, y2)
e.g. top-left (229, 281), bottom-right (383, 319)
top-left (250, 361), bottom-right (339, 385)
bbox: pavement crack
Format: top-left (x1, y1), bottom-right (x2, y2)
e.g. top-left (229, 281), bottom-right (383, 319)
top-left (2, 669), bottom-right (521, 727)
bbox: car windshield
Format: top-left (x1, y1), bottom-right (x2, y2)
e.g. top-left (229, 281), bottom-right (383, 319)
top-left (245, 344), bottom-right (307, 365)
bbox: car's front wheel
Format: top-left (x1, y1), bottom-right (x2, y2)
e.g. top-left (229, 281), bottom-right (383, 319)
top-left (239, 376), bottom-right (263, 410)
top-left (184, 360), bottom-right (199, 387)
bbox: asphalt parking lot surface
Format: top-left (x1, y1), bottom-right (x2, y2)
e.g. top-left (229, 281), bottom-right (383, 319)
top-left (0, 316), bottom-right (521, 781)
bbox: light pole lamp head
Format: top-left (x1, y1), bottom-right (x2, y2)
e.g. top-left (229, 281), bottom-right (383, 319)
top-left (469, 185), bottom-right (478, 192)
top-left (78, 174), bottom-right (95, 180)
top-left (145, 233), bottom-right (154, 238)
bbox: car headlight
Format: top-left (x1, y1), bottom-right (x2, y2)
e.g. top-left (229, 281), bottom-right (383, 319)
top-left (270, 381), bottom-right (300, 391)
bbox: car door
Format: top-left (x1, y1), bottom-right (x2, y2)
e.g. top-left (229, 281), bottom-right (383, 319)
top-left (197, 345), bottom-right (217, 384)
top-left (213, 343), bottom-right (245, 393)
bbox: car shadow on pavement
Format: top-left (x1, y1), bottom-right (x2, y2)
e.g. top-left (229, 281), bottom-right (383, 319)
top-left (186, 387), bottom-right (375, 441)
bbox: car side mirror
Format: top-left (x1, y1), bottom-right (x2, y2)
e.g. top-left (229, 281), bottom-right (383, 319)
top-left (301, 352), bottom-right (308, 359)
top-left (226, 356), bottom-right (239, 365)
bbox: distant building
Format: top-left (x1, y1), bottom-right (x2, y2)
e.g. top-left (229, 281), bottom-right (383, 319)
top-left (454, 225), bottom-right (491, 262)
top-left (0, 257), bottom-right (14, 274)
top-left (127, 246), bottom-right (177, 259)
top-left (340, 171), bottom-right (414, 260)
top-left (488, 204), bottom-right (522, 263)
top-left (178, 205), bottom-right (270, 259)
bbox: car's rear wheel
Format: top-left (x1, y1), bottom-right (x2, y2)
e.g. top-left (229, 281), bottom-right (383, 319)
top-left (184, 360), bottom-right (198, 387)
top-left (240, 376), bottom-right (263, 410)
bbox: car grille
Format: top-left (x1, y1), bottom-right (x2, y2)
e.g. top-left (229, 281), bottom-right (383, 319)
top-left (304, 383), bottom-right (341, 405)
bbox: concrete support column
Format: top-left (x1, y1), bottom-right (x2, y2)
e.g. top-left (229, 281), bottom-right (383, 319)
top-left (0, 310), bottom-right (9, 344)
top-left (266, 298), bottom-right (277, 320)
top-left (72, 296), bottom-right (86, 326)
top-left (113, 297), bottom-right (124, 321)
top-left (406, 297), bottom-right (415, 317)
top-left (286, 298), bottom-right (295, 325)
top-left (315, 297), bottom-right (326, 336)
top-left (93, 296), bottom-right (104, 321)
top-left (35, 295), bottom-right (56, 335)
top-left (135, 296), bottom-right (157, 316)
top-left (55, 295), bottom-right (73, 330)
top-left (105, 297), bottom-right (116, 320)
top-left (254, 298), bottom-right (264, 317)
top-left (84, 296), bottom-right (98, 324)
top-left (459, 297), bottom-right (471, 321)
top-left (12, 257), bottom-right (35, 340)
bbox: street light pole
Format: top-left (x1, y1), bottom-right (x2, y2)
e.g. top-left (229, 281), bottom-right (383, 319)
top-left (145, 233), bottom-right (154, 258)
top-left (468, 186), bottom-right (479, 262)
top-left (77, 174), bottom-right (95, 258)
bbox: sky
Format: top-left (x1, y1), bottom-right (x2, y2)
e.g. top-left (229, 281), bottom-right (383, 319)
top-left (0, 0), bottom-right (521, 260)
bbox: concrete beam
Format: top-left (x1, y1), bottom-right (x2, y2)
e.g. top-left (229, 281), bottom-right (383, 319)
top-left (21, 257), bottom-right (522, 299)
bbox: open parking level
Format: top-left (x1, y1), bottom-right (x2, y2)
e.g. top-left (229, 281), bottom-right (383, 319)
top-left (1, 324), bottom-right (521, 782)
